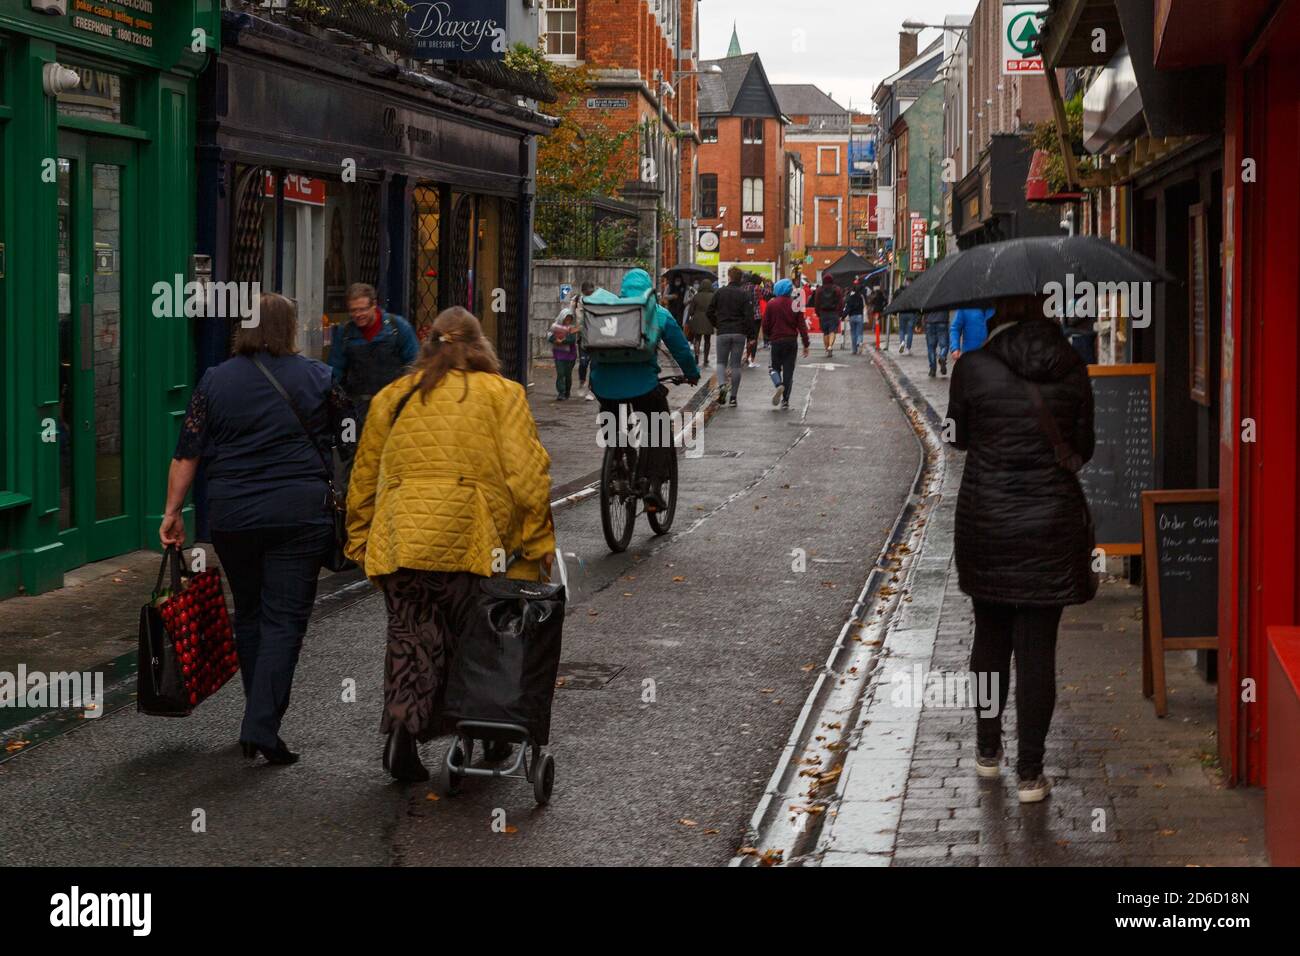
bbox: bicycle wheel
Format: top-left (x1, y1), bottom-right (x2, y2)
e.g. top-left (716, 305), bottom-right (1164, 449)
top-left (646, 451), bottom-right (678, 535)
top-left (600, 445), bottom-right (637, 552)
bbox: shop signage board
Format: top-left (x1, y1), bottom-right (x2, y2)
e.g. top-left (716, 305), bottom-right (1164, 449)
top-left (741, 215), bottom-right (764, 233)
top-left (909, 216), bottom-right (927, 272)
top-left (1078, 364), bottom-right (1157, 555)
top-left (1141, 489), bottom-right (1220, 716)
top-left (405, 1), bottom-right (507, 60)
top-left (3, 2), bottom-right (216, 70)
top-left (1002, 4), bottom-right (1048, 74)
top-left (262, 172), bottom-right (327, 207)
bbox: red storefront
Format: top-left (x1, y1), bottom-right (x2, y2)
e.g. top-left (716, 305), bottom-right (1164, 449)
top-left (1154, 0), bottom-right (1300, 862)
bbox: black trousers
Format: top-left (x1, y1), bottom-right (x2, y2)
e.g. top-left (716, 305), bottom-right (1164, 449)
top-left (211, 524), bottom-right (332, 748)
top-left (770, 339), bottom-right (799, 404)
top-left (597, 385), bottom-right (673, 484)
top-left (970, 600), bottom-right (1063, 778)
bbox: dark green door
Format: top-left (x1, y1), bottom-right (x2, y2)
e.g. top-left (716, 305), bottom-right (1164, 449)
top-left (55, 132), bottom-right (139, 569)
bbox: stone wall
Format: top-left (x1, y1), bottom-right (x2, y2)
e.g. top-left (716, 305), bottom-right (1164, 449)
top-left (528, 258), bottom-right (639, 378)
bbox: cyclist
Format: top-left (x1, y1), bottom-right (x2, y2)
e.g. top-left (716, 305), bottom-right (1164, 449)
top-left (588, 268), bottom-right (700, 513)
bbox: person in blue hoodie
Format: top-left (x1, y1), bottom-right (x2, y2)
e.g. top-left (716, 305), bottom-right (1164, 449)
top-left (949, 306), bottom-right (994, 361)
top-left (589, 269), bottom-right (701, 512)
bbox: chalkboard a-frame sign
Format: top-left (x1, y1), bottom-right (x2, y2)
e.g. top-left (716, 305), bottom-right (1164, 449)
top-left (1079, 363), bottom-right (1157, 556)
top-left (1141, 489), bottom-right (1220, 717)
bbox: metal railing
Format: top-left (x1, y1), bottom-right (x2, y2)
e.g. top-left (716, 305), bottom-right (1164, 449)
top-left (534, 196), bottom-right (643, 262)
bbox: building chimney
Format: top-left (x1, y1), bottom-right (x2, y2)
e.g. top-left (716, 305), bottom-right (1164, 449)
top-left (899, 31), bottom-right (918, 70)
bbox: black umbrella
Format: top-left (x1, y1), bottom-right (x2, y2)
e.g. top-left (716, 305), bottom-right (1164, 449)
top-left (885, 235), bottom-right (1177, 314)
top-left (663, 264), bottom-right (717, 284)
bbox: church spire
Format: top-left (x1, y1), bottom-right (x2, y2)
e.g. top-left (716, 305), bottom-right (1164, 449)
top-left (727, 22), bottom-right (742, 57)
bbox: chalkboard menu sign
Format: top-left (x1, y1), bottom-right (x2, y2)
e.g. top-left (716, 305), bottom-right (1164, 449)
top-left (1078, 364), bottom-right (1156, 555)
top-left (1140, 489), bottom-right (1220, 716)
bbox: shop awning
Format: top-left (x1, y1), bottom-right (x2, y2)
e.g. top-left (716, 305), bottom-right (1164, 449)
top-left (1025, 150), bottom-right (1085, 203)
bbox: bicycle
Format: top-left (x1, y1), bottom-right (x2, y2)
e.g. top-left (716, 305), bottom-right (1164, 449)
top-left (598, 374), bottom-right (688, 553)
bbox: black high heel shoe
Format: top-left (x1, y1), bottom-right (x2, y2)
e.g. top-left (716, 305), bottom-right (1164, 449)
top-left (383, 725), bottom-right (429, 782)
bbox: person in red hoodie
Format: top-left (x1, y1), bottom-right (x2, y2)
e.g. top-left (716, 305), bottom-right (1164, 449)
top-left (761, 278), bottom-right (811, 409)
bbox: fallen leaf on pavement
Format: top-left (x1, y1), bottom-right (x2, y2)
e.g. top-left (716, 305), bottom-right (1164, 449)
top-left (759, 849), bottom-right (783, 866)
top-left (677, 818), bottom-right (698, 827)
top-left (425, 792), bottom-right (440, 802)
top-left (800, 663), bottom-right (816, 672)
top-left (672, 576), bottom-right (685, 582)
top-left (703, 829), bottom-right (720, 835)
top-left (760, 688), bottom-right (775, 694)
top-left (503, 825), bottom-right (518, 834)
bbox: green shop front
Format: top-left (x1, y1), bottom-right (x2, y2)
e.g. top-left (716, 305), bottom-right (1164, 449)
top-left (0, 3), bottom-right (217, 597)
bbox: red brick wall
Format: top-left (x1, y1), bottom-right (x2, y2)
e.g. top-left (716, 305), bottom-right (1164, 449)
top-left (786, 137), bottom-right (850, 274)
top-left (698, 115), bottom-right (788, 273)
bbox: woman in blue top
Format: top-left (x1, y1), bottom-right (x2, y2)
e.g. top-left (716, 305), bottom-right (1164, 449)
top-left (160, 293), bottom-right (348, 766)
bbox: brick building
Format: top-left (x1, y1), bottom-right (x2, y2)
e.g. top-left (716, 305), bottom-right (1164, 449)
top-left (696, 44), bottom-right (794, 281)
top-left (774, 84), bottom-right (857, 282)
top-left (540, 0), bottom-right (704, 269)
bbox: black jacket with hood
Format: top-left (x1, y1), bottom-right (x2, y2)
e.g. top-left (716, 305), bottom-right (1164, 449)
top-left (948, 317), bottom-right (1096, 606)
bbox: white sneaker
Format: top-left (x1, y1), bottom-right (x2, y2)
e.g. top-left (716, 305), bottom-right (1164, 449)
top-left (975, 749), bottom-right (1003, 778)
top-left (584, 391), bottom-right (595, 401)
top-left (1017, 774), bottom-right (1052, 803)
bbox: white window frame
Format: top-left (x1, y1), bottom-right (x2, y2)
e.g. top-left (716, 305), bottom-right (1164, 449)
top-left (743, 177), bottom-right (764, 214)
top-left (543, 0), bottom-right (578, 61)
top-left (817, 145), bottom-right (840, 175)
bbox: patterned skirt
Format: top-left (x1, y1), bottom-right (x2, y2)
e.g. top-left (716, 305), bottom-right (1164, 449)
top-left (378, 568), bottom-right (480, 741)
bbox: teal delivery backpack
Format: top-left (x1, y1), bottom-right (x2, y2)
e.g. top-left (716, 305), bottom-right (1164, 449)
top-left (580, 287), bottom-right (664, 363)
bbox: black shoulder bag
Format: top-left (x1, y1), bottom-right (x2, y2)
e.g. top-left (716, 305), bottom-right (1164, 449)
top-left (251, 356), bottom-right (353, 573)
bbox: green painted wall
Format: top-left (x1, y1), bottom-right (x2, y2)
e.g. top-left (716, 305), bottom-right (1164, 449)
top-left (899, 82), bottom-right (945, 277)
top-left (0, 3), bottom-right (218, 597)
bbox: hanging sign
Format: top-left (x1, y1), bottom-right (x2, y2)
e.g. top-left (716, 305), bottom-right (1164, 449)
top-left (1003, 4), bottom-right (1048, 74)
top-left (405, 1), bottom-right (507, 60)
top-left (909, 216), bottom-right (928, 273)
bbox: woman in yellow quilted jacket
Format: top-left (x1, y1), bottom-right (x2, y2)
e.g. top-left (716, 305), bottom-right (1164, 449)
top-left (346, 307), bottom-right (555, 782)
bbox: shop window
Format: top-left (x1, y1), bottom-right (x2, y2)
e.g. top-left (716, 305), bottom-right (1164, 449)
top-left (544, 0), bottom-right (578, 59)
top-left (743, 177), bottom-right (763, 214)
top-left (742, 118), bottom-right (763, 145)
top-left (56, 66), bottom-right (129, 125)
top-left (700, 174), bottom-right (718, 219)
top-left (701, 116), bottom-right (718, 144)
top-left (409, 185), bottom-right (441, 341)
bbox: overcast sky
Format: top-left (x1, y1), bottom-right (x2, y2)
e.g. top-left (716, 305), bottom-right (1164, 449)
top-left (698, 0), bottom-right (981, 112)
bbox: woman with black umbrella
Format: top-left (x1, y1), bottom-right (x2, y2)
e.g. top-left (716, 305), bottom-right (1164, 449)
top-left (947, 294), bottom-right (1096, 803)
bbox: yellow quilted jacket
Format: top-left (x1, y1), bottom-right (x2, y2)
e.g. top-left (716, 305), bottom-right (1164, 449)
top-left (345, 370), bottom-right (555, 581)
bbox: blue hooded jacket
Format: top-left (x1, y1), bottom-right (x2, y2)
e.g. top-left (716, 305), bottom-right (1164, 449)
top-left (950, 308), bottom-right (994, 353)
top-left (589, 269), bottom-right (700, 400)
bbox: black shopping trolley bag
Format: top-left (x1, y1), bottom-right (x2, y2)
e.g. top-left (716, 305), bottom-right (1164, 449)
top-left (442, 576), bottom-right (566, 744)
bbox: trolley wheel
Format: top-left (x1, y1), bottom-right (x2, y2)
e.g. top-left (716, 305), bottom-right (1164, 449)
top-left (440, 738), bottom-right (470, 796)
top-left (599, 446), bottom-right (637, 553)
top-left (533, 753), bottom-right (555, 806)
top-left (646, 452), bottom-right (678, 536)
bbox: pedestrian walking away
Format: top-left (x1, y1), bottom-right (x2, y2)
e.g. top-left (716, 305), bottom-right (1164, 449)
top-left (895, 283), bottom-right (918, 354)
top-left (571, 280), bottom-right (597, 400)
top-left (709, 265), bottom-right (756, 407)
top-left (160, 293), bottom-right (346, 766)
top-left (949, 306), bottom-right (993, 363)
top-left (761, 279), bottom-right (810, 409)
top-left (327, 283), bottom-right (420, 435)
top-left (345, 307), bottom-right (557, 783)
top-left (844, 283), bottom-right (867, 355)
top-left (947, 298), bottom-right (1097, 803)
top-left (687, 277), bottom-right (716, 367)
top-left (814, 273), bottom-right (844, 357)
top-left (923, 309), bottom-right (950, 377)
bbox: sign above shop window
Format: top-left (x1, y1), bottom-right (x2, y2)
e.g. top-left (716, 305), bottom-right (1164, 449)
top-left (67, 0), bottom-right (157, 51)
top-left (405, 1), bottom-right (508, 60)
top-left (263, 172), bottom-right (327, 207)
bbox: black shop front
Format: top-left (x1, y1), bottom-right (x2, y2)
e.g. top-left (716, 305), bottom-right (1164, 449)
top-left (195, 11), bottom-right (556, 387)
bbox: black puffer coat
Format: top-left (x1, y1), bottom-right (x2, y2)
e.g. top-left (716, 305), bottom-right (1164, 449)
top-left (948, 318), bottom-right (1096, 606)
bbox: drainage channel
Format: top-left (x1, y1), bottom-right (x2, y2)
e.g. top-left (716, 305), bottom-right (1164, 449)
top-left (731, 350), bottom-right (948, 866)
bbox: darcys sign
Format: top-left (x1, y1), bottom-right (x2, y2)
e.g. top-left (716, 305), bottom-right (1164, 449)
top-left (405, 0), bottom-right (507, 60)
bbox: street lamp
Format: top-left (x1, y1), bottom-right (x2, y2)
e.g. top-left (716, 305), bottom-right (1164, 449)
top-left (901, 19), bottom-right (970, 32)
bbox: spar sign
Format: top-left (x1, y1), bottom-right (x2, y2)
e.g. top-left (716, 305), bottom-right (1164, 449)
top-left (1003, 4), bottom-right (1048, 75)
